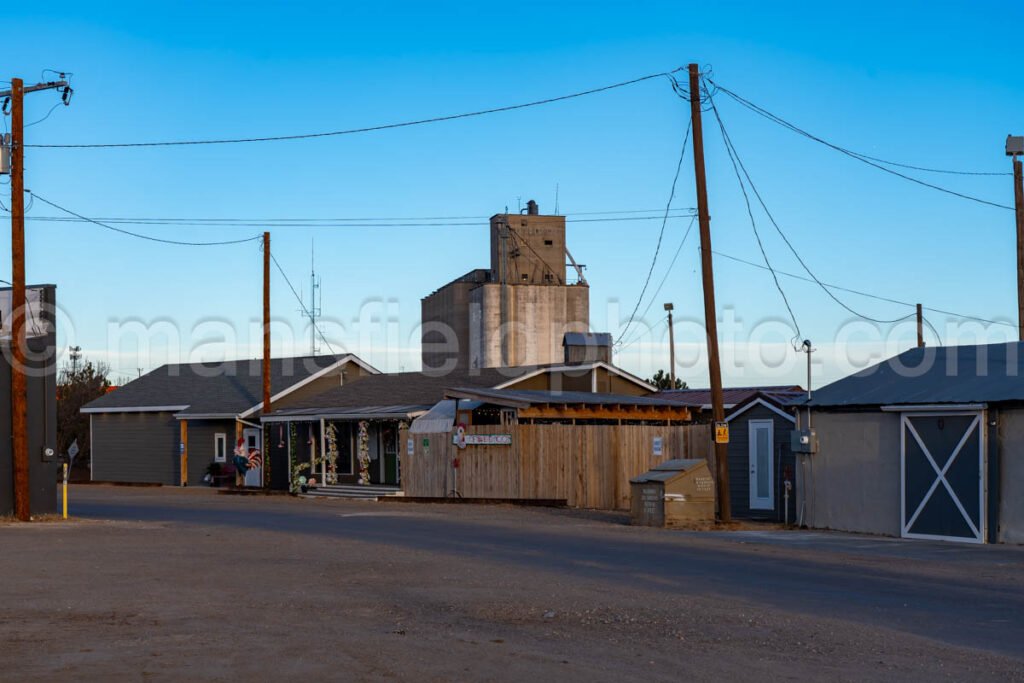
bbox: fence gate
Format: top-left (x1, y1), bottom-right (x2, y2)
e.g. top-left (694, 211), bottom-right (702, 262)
top-left (901, 410), bottom-right (985, 543)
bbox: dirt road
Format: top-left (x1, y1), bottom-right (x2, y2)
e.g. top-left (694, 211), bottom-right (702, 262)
top-left (1, 486), bottom-right (1021, 681)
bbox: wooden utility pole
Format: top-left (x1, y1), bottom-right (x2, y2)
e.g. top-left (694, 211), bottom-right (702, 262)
top-left (9, 78), bottom-right (28, 521)
top-left (1014, 156), bottom-right (1024, 342)
top-left (688, 63), bottom-right (731, 523)
top-left (262, 232), bottom-right (271, 414)
top-left (2, 76), bottom-right (70, 521)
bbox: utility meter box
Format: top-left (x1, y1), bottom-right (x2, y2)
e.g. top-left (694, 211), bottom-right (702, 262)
top-left (791, 428), bottom-right (818, 454)
top-left (630, 459), bottom-right (715, 527)
top-left (0, 135), bottom-right (10, 175)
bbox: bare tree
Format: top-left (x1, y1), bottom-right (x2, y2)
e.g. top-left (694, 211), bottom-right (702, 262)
top-left (57, 357), bottom-right (113, 473)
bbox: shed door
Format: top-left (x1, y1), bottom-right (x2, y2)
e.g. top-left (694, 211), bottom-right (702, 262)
top-left (748, 420), bottom-right (774, 511)
top-left (901, 411), bottom-right (985, 543)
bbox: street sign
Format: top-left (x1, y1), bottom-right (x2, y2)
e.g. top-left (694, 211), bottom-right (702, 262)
top-left (714, 421), bottom-right (729, 444)
top-left (67, 439), bottom-right (80, 461)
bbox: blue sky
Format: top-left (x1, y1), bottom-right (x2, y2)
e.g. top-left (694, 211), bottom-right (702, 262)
top-left (4, 1), bottom-right (1023, 387)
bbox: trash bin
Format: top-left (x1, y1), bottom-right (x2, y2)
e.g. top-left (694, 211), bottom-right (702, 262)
top-left (630, 459), bottom-right (715, 527)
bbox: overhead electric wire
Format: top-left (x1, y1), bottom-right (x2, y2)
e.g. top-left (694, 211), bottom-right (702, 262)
top-left (618, 214), bottom-right (698, 350)
top-left (14, 211), bottom-right (698, 229)
top-left (707, 93), bottom-right (801, 340)
top-left (269, 251), bottom-right (338, 356)
top-left (26, 191), bottom-right (262, 246)
top-left (27, 66), bottom-right (686, 149)
top-left (615, 119), bottom-right (692, 347)
top-left (707, 79), bottom-right (1014, 210)
top-left (703, 85), bottom-right (918, 326)
top-left (713, 249), bottom-right (1014, 331)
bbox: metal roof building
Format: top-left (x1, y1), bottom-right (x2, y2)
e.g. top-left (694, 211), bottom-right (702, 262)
top-left (800, 342), bottom-right (1024, 546)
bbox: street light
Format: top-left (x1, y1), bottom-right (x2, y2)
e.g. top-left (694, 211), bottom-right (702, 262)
top-left (664, 303), bottom-right (676, 388)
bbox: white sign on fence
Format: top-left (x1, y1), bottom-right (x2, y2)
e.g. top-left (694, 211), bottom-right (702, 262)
top-left (451, 433), bottom-right (512, 446)
top-left (652, 436), bottom-right (663, 457)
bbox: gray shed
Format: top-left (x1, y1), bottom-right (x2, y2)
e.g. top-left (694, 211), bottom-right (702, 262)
top-left (802, 342), bottom-right (1024, 544)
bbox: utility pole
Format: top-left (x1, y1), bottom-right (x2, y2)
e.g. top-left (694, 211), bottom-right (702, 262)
top-left (263, 232), bottom-right (271, 415)
top-left (262, 232), bottom-right (271, 488)
top-left (2, 76), bottom-right (69, 521)
top-left (916, 304), bottom-right (924, 349)
top-left (664, 303), bottom-right (676, 387)
top-left (688, 63), bottom-right (731, 523)
top-left (1009, 136), bottom-right (1024, 341)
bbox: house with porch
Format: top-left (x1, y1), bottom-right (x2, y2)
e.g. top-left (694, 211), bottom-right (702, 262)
top-left (81, 353), bottom-right (377, 487)
top-left (260, 360), bottom-right (655, 496)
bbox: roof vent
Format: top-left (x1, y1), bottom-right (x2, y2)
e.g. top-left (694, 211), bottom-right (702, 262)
top-left (525, 199), bottom-right (539, 216)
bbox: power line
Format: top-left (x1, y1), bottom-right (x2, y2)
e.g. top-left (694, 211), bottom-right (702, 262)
top-left (616, 118), bottom-right (692, 346)
top-left (708, 94), bottom-right (801, 340)
top-left (13, 211), bottom-right (698, 229)
top-left (27, 67), bottom-right (685, 149)
top-left (25, 191), bottom-right (263, 246)
top-left (703, 87), bottom-right (916, 325)
top-left (708, 79), bottom-right (1014, 211)
top-left (618, 215), bottom-right (697, 349)
top-left (713, 249), bottom-right (1016, 330)
top-left (269, 251), bottom-right (338, 356)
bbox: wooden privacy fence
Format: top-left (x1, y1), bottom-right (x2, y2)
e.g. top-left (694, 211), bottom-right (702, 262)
top-left (400, 422), bottom-right (712, 510)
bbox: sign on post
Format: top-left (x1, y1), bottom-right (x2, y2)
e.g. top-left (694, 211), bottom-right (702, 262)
top-left (652, 436), bottom-right (664, 457)
top-left (714, 421), bottom-right (730, 444)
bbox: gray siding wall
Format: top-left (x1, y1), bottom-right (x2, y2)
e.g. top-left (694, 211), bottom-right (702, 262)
top-left (800, 410), bottom-right (902, 537)
top-left (183, 419), bottom-right (236, 486)
top-left (727, 404), bottom-right (795, 520)
top-left (92, 412), bottom-right (180, 484)
top-left (997, 408), bottom-right (1024, 544)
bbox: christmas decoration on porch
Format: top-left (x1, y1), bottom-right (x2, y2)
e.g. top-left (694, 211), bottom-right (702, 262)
top-left (357, 420), bottom-right (371, 485)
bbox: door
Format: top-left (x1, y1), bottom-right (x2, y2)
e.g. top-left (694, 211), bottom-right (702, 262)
top-left (381, 423), bottom-right (399, 486)
top-left (243, 427), bottom-right (262, 488)
top-left (901, 411), bottom-right (985, 543)
top-left (748, 420), bottom-right (774, 511)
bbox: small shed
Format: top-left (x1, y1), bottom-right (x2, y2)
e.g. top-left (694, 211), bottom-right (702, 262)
top-left (630, 459), bottom-right (715, 527)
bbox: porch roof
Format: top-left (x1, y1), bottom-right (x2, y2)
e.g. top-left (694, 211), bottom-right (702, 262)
top-left (260, 404), bottom-right (429, 422)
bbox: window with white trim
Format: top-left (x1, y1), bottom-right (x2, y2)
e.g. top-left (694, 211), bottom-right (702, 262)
top-left (214, 433), bottom-right (227, 463)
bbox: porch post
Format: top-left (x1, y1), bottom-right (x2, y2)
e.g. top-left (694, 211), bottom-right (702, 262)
top-left (179, 420), bottom-right (188, 487)
top-left (320, 417), bottom-right (327, 485)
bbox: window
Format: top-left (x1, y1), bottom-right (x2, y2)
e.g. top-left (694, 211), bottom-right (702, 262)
top-left (543, 239), bottom-right (553, 246)
top-left (214, 433), bottom-right (227, 463)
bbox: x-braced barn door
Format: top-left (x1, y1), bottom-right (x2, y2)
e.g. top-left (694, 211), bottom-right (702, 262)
top-left (901, 411), bottom-right (985, 543)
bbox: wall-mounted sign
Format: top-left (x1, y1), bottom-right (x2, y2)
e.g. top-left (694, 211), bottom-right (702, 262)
top-left (652, 436), bottom-right (663, 457)
top-left (714, 421), bottom-right (730, 444)
top-left (407, 438), bottom-right (414, 456)
top-left (454, 423), bottom-right (467, 450)
top-left (452, 433), bottom-right (512, 446)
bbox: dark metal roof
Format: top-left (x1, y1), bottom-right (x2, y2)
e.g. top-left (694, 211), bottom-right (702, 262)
top-left (658, 386), bottom-right (805, 409)
top-left (444, 387), bottom-right (687, 408)
top-left (562, 332), bottom-right (612, 347)
top-left (82, 354), bottom-right (358, 415)
top-left (808, 342), bottom-right (1024, 408)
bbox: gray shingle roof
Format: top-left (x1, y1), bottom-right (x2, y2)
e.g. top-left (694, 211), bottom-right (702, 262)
top-left (444, 387), bottom-right (688, 407)
top-left (82, 354), bottom-right (358, 415)
top-left (808, 342), bottom-right (1024, 408)
top-left (265, 367), bottom-right (538, 416)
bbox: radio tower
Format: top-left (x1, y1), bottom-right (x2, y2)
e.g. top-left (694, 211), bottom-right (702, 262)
top-left (303, 239), bottom-right (322, 356)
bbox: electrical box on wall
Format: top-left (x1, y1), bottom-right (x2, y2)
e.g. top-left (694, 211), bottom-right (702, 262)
top-left (791, 429), bottom-right (818, 454)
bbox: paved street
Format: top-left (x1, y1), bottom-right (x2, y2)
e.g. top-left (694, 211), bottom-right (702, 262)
top-left (2, 486), bottom-right (1023, 681)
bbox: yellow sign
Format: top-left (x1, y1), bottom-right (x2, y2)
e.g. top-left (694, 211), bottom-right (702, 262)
top-left (714, 421), bottom-right (729, 444)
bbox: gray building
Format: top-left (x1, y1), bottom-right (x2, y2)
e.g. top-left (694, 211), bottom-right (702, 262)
top-left (803, 342), bottom-right (1024, 544)
top-left (0, 284), bottom-right (58, 516)
top-left (421, 200), bottom-right (590, 371)
top-left (81, 354), bottom-right (375, 488)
